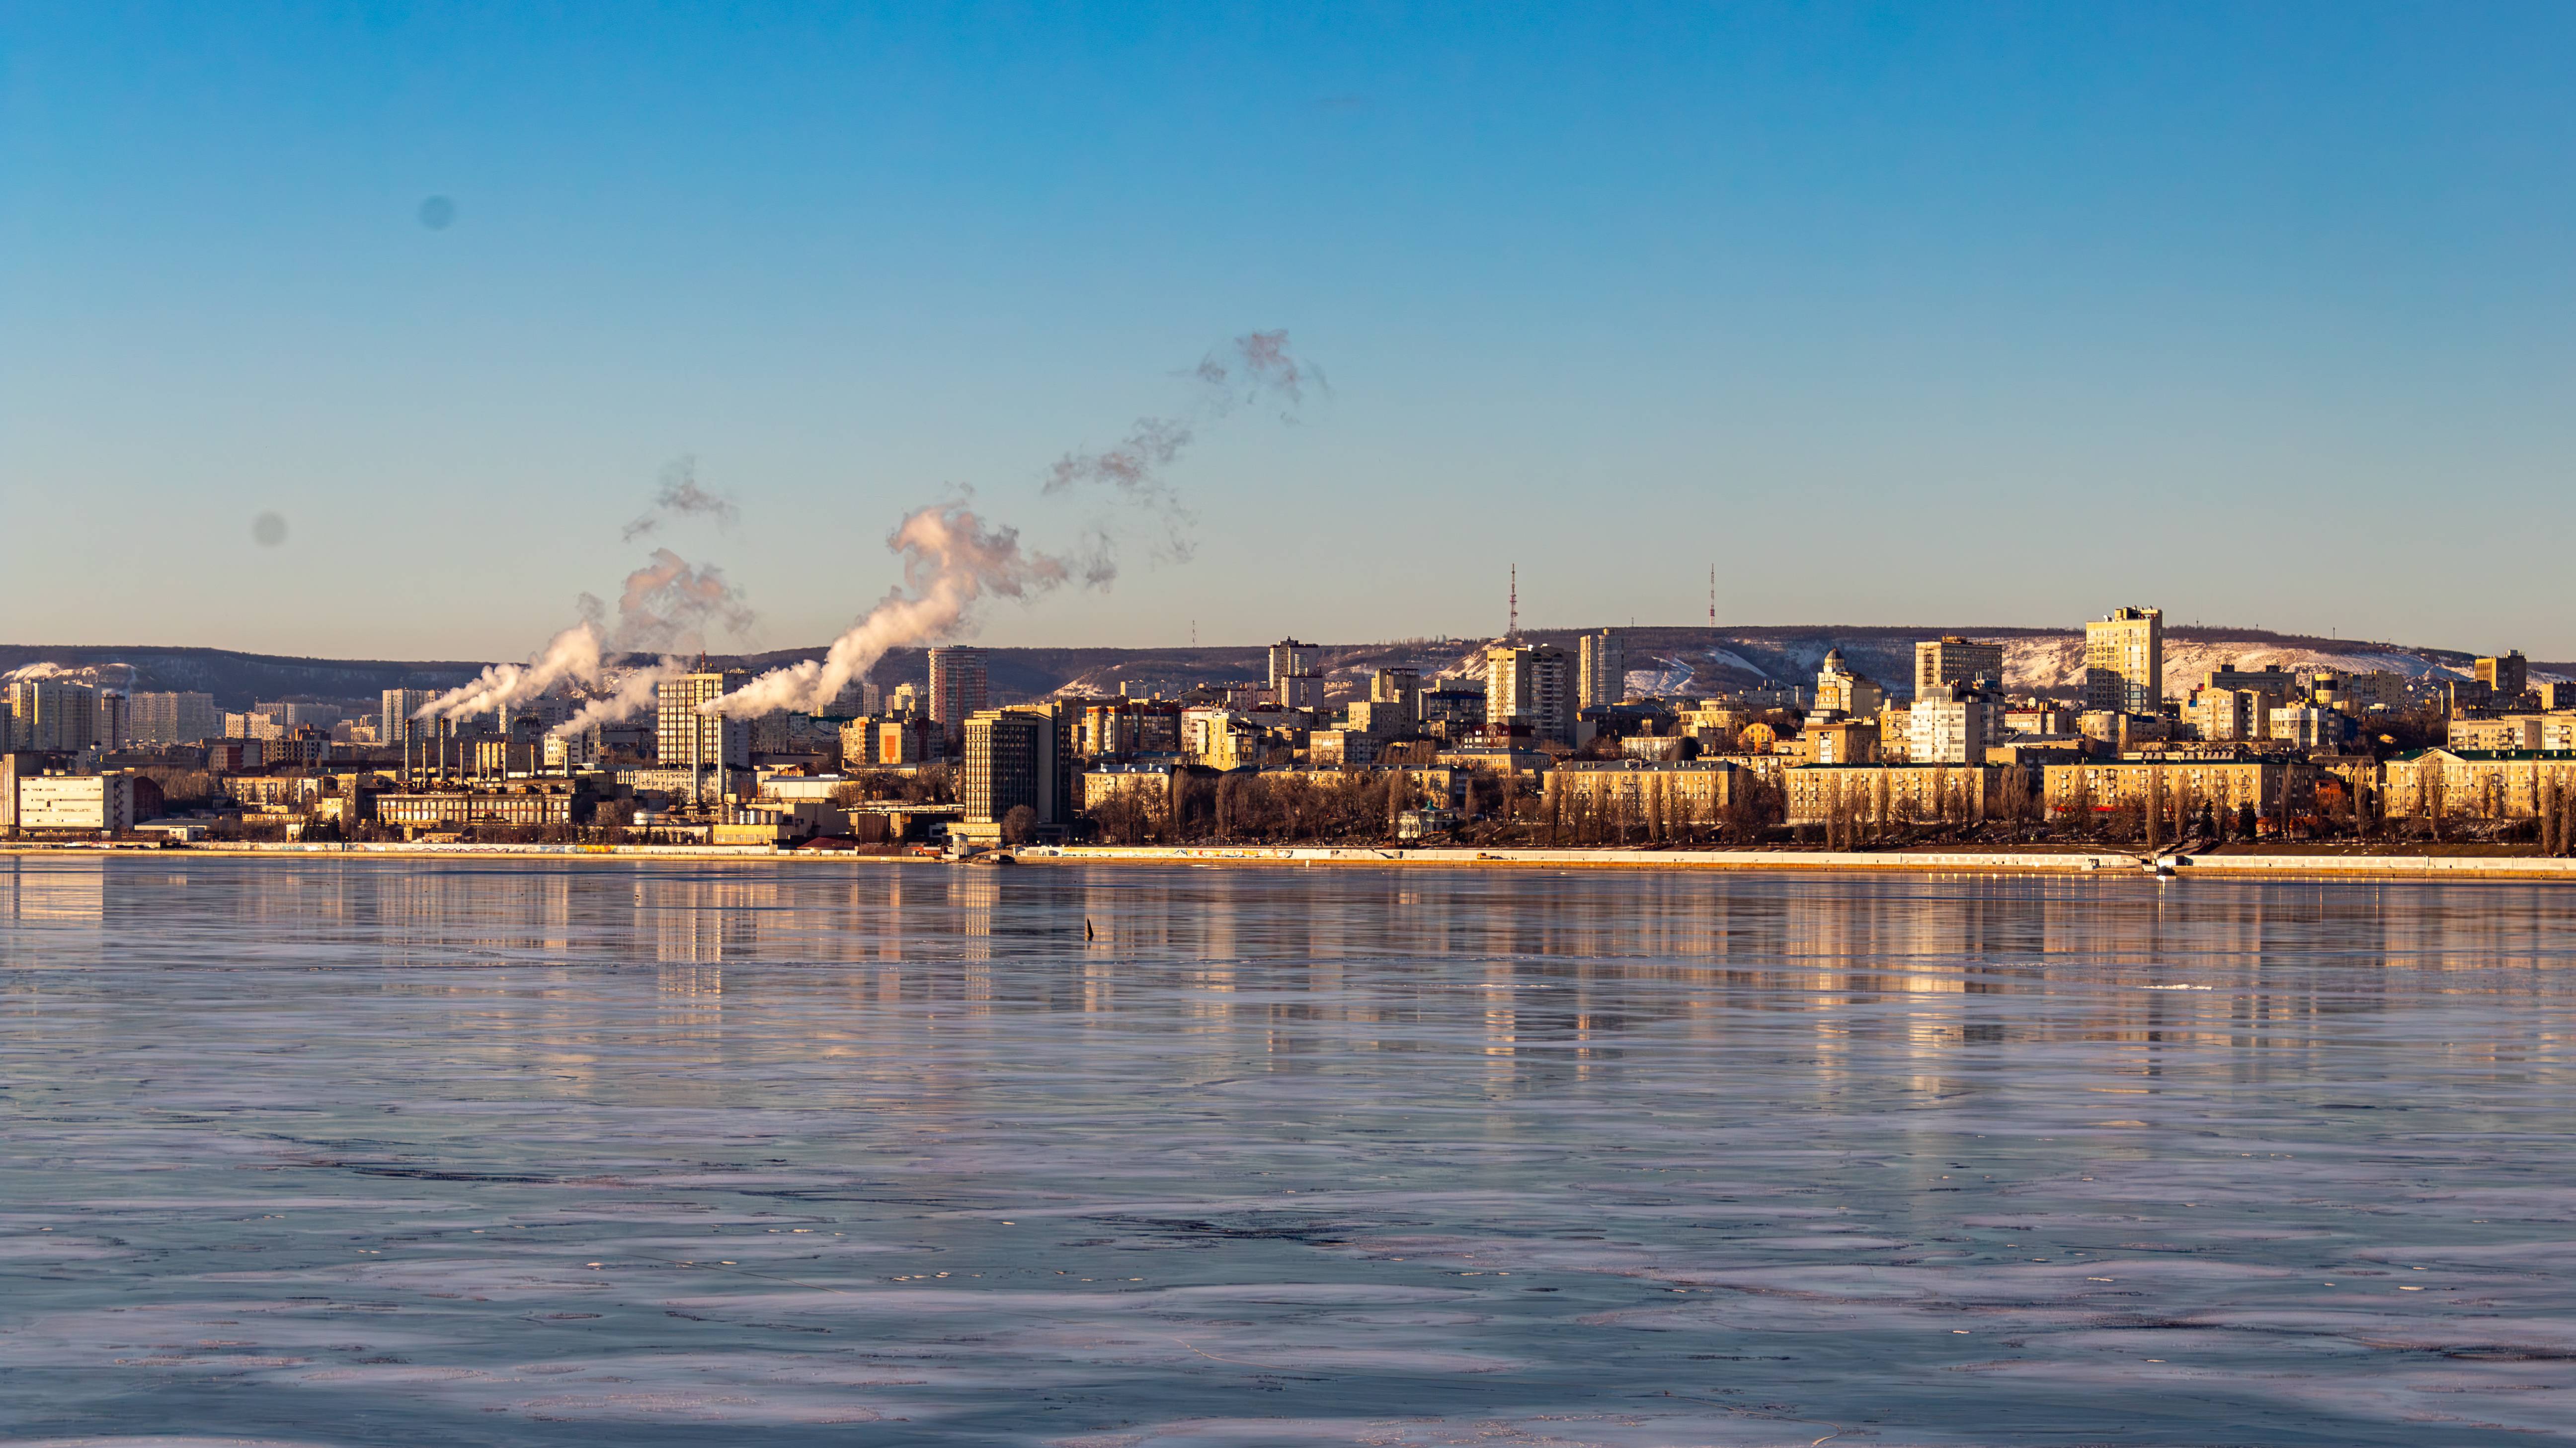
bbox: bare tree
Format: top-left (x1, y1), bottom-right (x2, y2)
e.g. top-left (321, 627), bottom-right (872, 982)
top-left (998, 804), bottom-right (1038, 844)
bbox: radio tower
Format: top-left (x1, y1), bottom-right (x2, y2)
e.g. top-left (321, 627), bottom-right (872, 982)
top-left (1708, 566), bottom-right (1716, 628)
top-left (1508, 565), bottom-right (1518, 639)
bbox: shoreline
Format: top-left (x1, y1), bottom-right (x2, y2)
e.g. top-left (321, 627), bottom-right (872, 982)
top-left (6, 840), bottom-right (2576, 880)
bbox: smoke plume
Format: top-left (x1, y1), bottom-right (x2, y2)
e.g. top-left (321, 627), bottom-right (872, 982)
top-left (621, 459), bottom-right (740, 542)
top-left (1042, 330), bottom-right (1322, 565)
top-left (1193, 328), bottom-right (1321, 410)
top-left (718, 502), bottom-right (1076, 718)
top-left (712, 330), bottom-right (1321, 720)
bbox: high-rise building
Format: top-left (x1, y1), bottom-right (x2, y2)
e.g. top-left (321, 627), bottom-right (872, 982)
top-left (1268, 639), bottom-right (1318, 690)
top-left (499, 695), bottom-right (569, 738)
top-left (1577, 630), bottom-right (1625, 709)
top-left (1910, 682), bottom-right (2000, 765)
top-left (1367, 667), bottom-right (1423, 729)
top-left (131, 691), bottom-right (219, 746)
top-left (381, 689), bottom-right (434, 747)
top-left (656, 668), bottom-right (749, 799)
top-left (927, 647), bottom-right (988, 741)
top-left (257, 701), bottom-right (342, 731)
top-left (1914, 637), bottom-right (2005, 698)
top-left (963, 704), bottom-right (1074, 833)
top-left (1267, 639), bottom-right (1323, 711)
top-left (95, 692), bottom-right (130, 750)
top-left (4, 680), bottom-right (97, 752)
top-left (2476, 652), bottom-right (2530, 703)
top-left (2083, 607), bottom-right (2163, 715)
top-left (1485, 643), bottom-right (1573, 746)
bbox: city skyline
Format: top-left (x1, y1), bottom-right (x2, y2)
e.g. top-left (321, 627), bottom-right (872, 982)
top-left (9, 6), bottom-right (2576, 657)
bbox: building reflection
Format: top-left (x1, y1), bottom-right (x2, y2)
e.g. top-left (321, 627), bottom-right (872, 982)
top-left (14, 860), bottom-right (2576, 1143)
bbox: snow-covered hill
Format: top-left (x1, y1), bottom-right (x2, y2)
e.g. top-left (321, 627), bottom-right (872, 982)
top-left (1306, 625), bottom-right (2530, 703)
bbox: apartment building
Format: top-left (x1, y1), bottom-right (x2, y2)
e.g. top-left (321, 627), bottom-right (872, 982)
top-left (655, 668), bottom-right (749, 798)
top-left (1577, 630), bottom-right (1625, 710)
top-left (1914, 636), bottom-right (2004, 698)
top-left (2083, 606), bottom-right (2163, 714)
top-left (927, 647), bottom-right (989, 738)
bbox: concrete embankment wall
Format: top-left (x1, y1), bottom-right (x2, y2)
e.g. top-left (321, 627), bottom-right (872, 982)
top-left (9, 841), bottom-right (2576, 880)
top-left (1040, 845), bottom-right (2140, 872)
top-left (3, 841), bottom-right (798, 861)
top-left (1035, 845), bottom-right (2576, 880)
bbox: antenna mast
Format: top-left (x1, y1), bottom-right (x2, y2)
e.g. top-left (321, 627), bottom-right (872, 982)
top-left (1508, 565), bottom-right (1518, 639)
top-left (1708, 566), bottom-right (1716, 628)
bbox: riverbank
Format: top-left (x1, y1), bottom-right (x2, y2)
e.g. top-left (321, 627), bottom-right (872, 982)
top-left (13, 839), bottom-right (2576, 880)
top-left (1033, 844), bottom-right (2576, 879)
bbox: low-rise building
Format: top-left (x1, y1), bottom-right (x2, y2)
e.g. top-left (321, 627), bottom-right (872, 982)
top-left (1433, 742), bottom-right (1552, 778)
top-left (2006, 704), bottom-right (2077, 736)
top-left (1182, 708), bottom-right (1264, 770)
top-left (1395, 806), bottom-right (1458, 840)
top-left (2078, 711), bottom-right (2173, 752)
top-left (617, 766), bottom-right (754, 802)
top-left (2382, 749), bottom-right (2576, 821)
top-left (2267, 706), bottom-right (2352, 751)
top-left (2449, 716), bottom-right (2547, 753)
top-left (1080, 761), bottom-right (1181, 812)
top-left (1551, 759), bottom-right (1735, 823)
top-left (2313, 670), bottom-right (2411, 714)
top-left (225, 774), bottom-right (333, 811)
top-left (1785, 763), bottom-right (2013, 826)
top-left (843, 715), bottom-right (940, 767)
top-left (373, 782), bottom-right (587, 829)
top-left (12, 772), bottom-right (140, 833)
top-left (1811, 649), bottom-right (1885, 719)
top-left (1308, 729), bottom-right (1381, 767)
top-left (1802, 718), bottom-right (1878, 765)
top-left (2042, 757), bottom-right (2311, 825)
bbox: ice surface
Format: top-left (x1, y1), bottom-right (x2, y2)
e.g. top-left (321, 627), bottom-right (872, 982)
top-left (5, 857), bottom-right (2575, 1445)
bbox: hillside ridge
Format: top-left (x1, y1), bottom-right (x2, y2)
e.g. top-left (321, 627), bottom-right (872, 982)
top-left (3, 625), bottom-right (2546, 711)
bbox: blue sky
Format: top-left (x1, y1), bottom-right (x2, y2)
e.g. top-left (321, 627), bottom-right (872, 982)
top-left (4, 3), bottom-right (2573, 660)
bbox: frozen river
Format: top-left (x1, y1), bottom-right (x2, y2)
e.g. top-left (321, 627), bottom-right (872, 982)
top-left (4, 855), bottom-right (2574, 1445)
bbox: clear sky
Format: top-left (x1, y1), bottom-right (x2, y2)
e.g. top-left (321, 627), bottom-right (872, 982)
top-left (5, 3), bottom-right (2573, 661)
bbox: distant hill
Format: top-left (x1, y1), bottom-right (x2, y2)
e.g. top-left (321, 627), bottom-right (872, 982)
top-left (3, 624), bottom-right (2545, 713)
top-left (0, 646), bottom-right (491, 712)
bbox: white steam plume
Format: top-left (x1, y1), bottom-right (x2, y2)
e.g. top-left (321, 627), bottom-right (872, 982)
top-left (614, 548), bottom-right (757, 653)
top-left (414, 622), bottom-right (605, 722)
top-left (410, 547), bottom-right (752, 727)
top-left (717, 502), bottom-right (1075, 718)
top-left (552, 658), bottom-right (685, 738)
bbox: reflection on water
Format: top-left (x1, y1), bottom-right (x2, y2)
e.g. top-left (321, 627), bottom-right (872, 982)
top-left (3, 856), bottom-right (2575, 1446)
